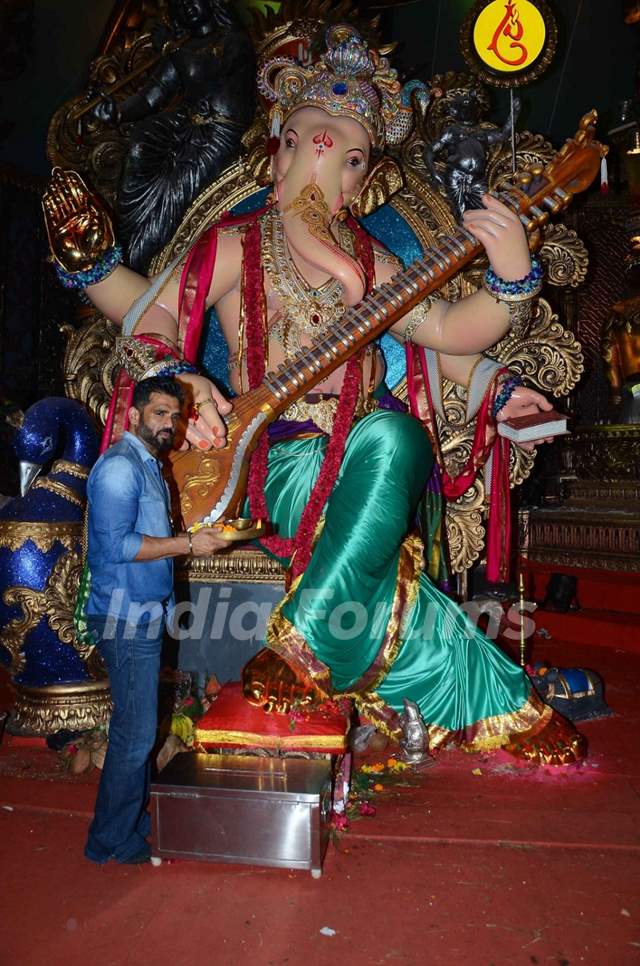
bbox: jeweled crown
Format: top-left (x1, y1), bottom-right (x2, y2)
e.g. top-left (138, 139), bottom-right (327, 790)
top-left (258, 25), bottom-right (424, 150)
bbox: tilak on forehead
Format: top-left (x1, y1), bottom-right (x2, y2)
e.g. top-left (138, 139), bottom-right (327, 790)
top-left (258, 24), bottom-right (430, 152)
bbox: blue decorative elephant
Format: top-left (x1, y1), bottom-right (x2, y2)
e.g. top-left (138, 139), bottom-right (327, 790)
top-left (0, 397), bottom-right (111, 734)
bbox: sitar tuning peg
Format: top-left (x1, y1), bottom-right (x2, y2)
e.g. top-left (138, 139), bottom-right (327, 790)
top-left (528, 204), bottom-right (549, 227)
top-left (542, 195), bottom-right (562, 214)
top-left (553, 186), bottom-right (572, 206)
top-left (519, 213), bottom-right (537, 233)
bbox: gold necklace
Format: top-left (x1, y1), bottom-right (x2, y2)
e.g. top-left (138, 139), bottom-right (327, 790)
top-left (262, 208), bottom-right (346, 359)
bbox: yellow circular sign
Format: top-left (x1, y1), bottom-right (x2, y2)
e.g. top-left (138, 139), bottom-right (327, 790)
top-left (473, 0), bottom-right (546, 74)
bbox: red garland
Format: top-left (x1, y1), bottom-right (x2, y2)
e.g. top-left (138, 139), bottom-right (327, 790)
top-left (245, 210), bottom-right (375, 578)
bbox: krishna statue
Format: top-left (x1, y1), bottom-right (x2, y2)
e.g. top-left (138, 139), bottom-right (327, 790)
top-left (42, 21), bottom-right (587, 767)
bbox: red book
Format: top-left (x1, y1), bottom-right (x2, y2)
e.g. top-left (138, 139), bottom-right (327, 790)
top-left (497, 409), bottom-right (568, 443)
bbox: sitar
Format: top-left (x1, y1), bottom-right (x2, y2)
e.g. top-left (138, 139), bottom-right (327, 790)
top-left (169, 111), bottom-right (606, 531)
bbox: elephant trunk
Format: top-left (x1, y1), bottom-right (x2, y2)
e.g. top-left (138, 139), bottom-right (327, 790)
top-left (276, 160), bottom-right (366, 306)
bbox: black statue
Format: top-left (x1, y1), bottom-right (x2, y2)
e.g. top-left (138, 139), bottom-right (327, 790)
top-left (93, 0), bottom-right (256, 271)
top-left (423, 88), bottom-right (520, 221)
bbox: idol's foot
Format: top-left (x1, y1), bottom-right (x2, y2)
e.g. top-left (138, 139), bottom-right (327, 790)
top-left (504, 709), bottom-right (587, 766)
top-left (241, 648), bottom-right (320, 714)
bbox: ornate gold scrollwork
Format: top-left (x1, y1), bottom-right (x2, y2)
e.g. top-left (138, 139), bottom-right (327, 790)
top-left (11, 680), bottom-right (112, 735)
top-left (539, 223), bottom-right (589, 289)
top-left (438, 383), bottom-right (536, 574)
top-left (178, 546), bottom-right (286, 583)
top-left (491, 298), bottom-right (585, 398)
top-left (180, 456), bottom-right (222, 518)
top-left (2, 550), bottom-right (106, 677)
top-left (487, 131), bottom-right (556, 188)
top-left (0, 521), bottom-right (80, 553)
top-left (2, 587), bottom-right (43, 675)
top-left (62, 312), bottom-right (120, 427)
top-left (349, 157), bottom-right (404, 219)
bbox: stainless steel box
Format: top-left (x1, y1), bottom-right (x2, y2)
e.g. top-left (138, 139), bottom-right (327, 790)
top-left (150, 753), bottom-right (332, 876)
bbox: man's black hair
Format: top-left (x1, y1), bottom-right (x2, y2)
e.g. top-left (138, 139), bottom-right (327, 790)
top-left (132, 376), bottom-right (185, 411)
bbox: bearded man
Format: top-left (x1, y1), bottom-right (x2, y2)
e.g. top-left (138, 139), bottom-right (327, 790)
top-left (85, 376), bottom-right (225, 864)
top-left (44, 26), bottom-right (585, 767)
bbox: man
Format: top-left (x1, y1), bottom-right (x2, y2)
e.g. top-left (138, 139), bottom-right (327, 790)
top-left (85, 376), bottom-right (225, 864)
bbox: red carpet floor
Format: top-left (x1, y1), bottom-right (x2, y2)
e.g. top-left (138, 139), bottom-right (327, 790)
top-left (1, 635), bottom-right (639, 966)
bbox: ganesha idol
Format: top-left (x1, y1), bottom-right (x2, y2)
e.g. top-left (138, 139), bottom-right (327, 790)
top-left (42, 24), bottom-right (597, 765)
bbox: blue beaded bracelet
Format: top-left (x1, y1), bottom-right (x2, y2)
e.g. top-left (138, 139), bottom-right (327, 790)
top-left (492, 374), bottom-right (523, 419)
top-left (485, 257), bottom-right (543, 299)
top-left (155, 360), bottom-right (199, 378)
top-left (55, 244), bottom-right (123, 290)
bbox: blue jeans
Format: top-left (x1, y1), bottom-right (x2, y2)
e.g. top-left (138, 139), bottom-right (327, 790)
top-left (85, 615), bottom-right (164, 863)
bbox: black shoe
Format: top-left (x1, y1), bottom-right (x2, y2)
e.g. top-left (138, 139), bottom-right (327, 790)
top-left (119, 852), bottom-right (150, 865)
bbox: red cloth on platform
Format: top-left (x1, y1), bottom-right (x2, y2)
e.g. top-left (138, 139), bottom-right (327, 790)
top-left (195, 684), bottom-right (349, 754)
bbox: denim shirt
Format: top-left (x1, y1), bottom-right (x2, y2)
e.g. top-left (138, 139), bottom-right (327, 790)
top-left (86, 432), bottom-right (174, 622)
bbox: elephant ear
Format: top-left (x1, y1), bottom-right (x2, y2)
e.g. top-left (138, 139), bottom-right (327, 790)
top-left (349, 157), bottom-right (404, 219)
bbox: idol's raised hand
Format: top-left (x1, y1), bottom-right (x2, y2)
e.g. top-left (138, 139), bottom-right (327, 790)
top-left (463, 193), bottom-right (531, 282)
top-left (42, 167), bottom-right (115, 273)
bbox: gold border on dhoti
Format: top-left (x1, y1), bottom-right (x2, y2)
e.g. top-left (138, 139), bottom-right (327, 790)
top-left (194, 727), bottom-right (347, 750)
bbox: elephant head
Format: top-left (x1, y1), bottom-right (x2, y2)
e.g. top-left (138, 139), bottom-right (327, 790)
top-left (259, 25), bottom-right (417, 305)
top-left (271, 106), bottom-right (371, 306)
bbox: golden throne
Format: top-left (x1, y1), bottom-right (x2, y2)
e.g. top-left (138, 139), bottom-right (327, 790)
top-left (50, 2), bottom-right (587, 662)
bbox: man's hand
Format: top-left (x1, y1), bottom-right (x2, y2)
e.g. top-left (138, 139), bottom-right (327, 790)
top-left (42, 168), bottom-right (115, 273)
top-left (176, 374), bottom-right (233, 451)
top-left (496, 384), bottom-right (554, 452)
top-left (463, 194), bottom-right (531, 282)
top-left (189, 527), bottom-right (228, 556)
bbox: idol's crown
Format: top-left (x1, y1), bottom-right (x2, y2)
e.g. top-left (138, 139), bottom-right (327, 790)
top-left (259, 24), bottom-right (428, 150)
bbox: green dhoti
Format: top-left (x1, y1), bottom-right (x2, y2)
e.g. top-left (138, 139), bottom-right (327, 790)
top-left (258, 409), bottom-right (545, 750)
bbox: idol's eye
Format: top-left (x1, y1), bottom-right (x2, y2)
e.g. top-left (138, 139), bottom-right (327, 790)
top-left (346, 156), bottom-right (363, 168)
top-left (285, 136), bottom-right (296, 149)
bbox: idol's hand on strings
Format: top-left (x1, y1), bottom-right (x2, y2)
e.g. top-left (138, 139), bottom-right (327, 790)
top-left (177, 373), bottom-right (233, 451)
top-left (42, 167), bottom-right (115, 273)
top-left (496, 384), bottom-right (554, 452)
top-left (463, 193), bottom-right (531, 281)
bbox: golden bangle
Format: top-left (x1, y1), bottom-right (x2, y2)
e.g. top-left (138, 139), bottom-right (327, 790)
top-left (402, 296), bottom-right (437, 343)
